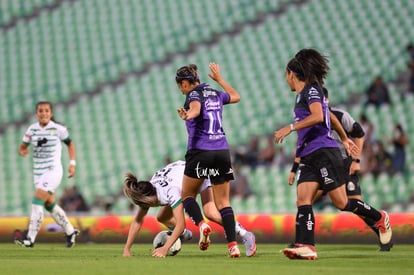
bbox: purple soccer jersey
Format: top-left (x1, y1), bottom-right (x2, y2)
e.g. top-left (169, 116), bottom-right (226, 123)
top-left (183, 83), bottom-right (230, 150)
top-left (293, 85), bottom-right (338, 157)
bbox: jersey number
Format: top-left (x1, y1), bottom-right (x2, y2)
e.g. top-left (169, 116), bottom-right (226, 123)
top-left (207, 111), bottom-right (223, 134)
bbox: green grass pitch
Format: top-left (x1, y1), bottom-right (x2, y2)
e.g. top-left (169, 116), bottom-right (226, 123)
top-left (1, 243), bottom-right (414, 275)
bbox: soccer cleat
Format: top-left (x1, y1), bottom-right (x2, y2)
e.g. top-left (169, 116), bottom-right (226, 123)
top-left (379, 240), bottom-right (394, 252)
top-left (180, 229), bottom-right (193, 242)
top-left (66, 229), bottom-right (80, 248)
top-left (228, 241), bottom-right (241, 258)
top-left (242, 231), bottom-right (256, 257)
top-left (169, 229), bottom-right (193, 242)
top-left (282, 243), bottom-right (318, 260)
top-left (198, 223), bottom-right (211, 251)
top-left (14, 238), bottom-right (34, 248)
top-left (376, 210), bottom-right (392, 245)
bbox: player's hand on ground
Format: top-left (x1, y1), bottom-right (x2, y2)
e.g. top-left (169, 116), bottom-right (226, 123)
top-left (152, 246), bottom-right (168, 258)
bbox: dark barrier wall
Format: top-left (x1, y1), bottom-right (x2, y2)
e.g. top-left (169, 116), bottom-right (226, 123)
top-left (2, 213), bottom-right (413, 244)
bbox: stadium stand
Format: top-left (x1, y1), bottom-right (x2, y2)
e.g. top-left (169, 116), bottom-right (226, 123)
top-left (1, 0), bottom-right (414, 215)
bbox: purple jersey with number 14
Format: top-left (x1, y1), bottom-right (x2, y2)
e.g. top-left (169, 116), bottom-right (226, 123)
top-left (294, 85), bottom-right (338, 157)
top-left (183, 83), bottom-right (230, 150)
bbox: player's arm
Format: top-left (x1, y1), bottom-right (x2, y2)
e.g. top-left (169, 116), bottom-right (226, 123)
top-left (330, 112), bottom-right (358, 158)
top-left (275, 102), bottom-right (323, 144)
top-left (208, 63), bottom-right (240, 103)
top-left (18, 143), bottom-right (30, 157)
top-left (177, 100), bottom-right (201, 120)
top-left (152, 203), bottom-right (185, 258)
top-left (347, 121), bottom-right (365, 175)
top-left (123, 207), bottom-right (148, 257)
top-left (64, 138), bottom-right (76, 178)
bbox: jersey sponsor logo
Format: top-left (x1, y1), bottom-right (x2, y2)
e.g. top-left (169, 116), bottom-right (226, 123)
top-left (202, 90), bottom-right (217, 97)
top-left (195, 162), bottom-right (220, 178)
top-left (205, 100), bottom-right (221, 111)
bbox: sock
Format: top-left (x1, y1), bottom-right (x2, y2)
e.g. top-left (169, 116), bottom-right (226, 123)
top-left (235, 221), bottom-right (247, 237)
top-left (343, 199), bottom-right (382, 221)
top-left (296, 205), bottom-right (315, 245)
top-left (294, 210), bottom-right (302, 244)
top-left (362, 216), bottom-right (380, 236)
top-left (219, 207), bottom-right (236, 243)
top-left (27, 198), bottom-right (45, 243)
top-left (183, 197), bottom-right (204, 226)
top-left (47, 203), bottom-right (75, 235)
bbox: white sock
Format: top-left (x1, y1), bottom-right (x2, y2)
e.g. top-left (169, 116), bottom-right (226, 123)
top-left (27, 204), bottom-right (44, 243)
top-left (235, 221), bottom-right (247, 237)
top-left (49, 205), bottom-right (75, 235)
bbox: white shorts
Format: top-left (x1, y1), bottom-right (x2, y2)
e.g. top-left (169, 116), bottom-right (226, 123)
top-left (33, 167), bottom-right (63, 193)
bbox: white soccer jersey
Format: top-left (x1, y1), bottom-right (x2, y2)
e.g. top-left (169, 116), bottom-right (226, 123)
top-left (22, 121), bottom-right (70, 177)
top-left (150, 160), bottom-right (211, 209)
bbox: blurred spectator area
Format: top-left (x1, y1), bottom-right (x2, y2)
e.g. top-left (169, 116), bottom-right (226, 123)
top-left (1, 0), bottom-right (414, 215)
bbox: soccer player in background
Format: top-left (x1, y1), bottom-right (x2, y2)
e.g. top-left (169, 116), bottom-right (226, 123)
top-left (274, 48), bottom-right (392, 260)
top-left (175, 63), bottom-right (242, 257)
top-left (15, 101), bottom-right (79, 248)
top-left (122, 160), bottom-right (256, 258)
top-left (288, 88), bottom-right (393, 251)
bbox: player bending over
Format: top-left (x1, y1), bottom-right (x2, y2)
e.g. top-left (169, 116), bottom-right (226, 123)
top-left (122, 160), bottom-right (256, 257)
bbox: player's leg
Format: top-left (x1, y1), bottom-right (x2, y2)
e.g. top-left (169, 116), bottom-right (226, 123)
top-left (201, 187), bottom-right (256, 256)
top-left (43, 171), bottom-right (79, 247)
top-left (327, 149), bottom-right (392, 247)
top-left (211, 181), bottom-right (240, 257)
top-left (282, 181), bottom-right (319, 260)
top-left (181, 175), bottom-right (210, 249)
top-left (330, 187), bottom-right (392, 246)
top-left (45, 195), bottom-right (79, 247)
top-left (15, 188), bottom-right (48, 247)
top-left (158, 206), bottom-right (193, 241)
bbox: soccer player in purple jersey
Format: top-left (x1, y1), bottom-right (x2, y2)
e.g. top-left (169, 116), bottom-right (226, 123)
top-left (175, 63), bottom-right (242, 257)
top-left (274, 49), bottom-right (392, 260)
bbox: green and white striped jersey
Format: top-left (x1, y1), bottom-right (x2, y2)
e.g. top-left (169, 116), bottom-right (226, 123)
top-left (22, 121), bottom-right (70, 176)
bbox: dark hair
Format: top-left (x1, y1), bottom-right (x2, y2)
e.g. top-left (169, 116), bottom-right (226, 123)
top-left (322, 87), bottom-right (329, 98)
top-left (175, 64), bottom-right (200, 84)
top-left (286, 48), bottom-right (329, 88)
top-left (123, 173), bottom-right (157, 207)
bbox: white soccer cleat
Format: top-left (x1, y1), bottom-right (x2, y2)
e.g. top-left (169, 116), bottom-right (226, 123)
top-left (242, 231), bottom-right (256, 257)
top-left (15, 238), bottom-right (33, 248)
top-left (198, 223), bottom-right (211, 251)
top-left (282, 244), bottom-right (318, 260)
top-left (180, 229), bottom-right (193, 242)
top-left (376, 210), bottom-right (392, 245)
